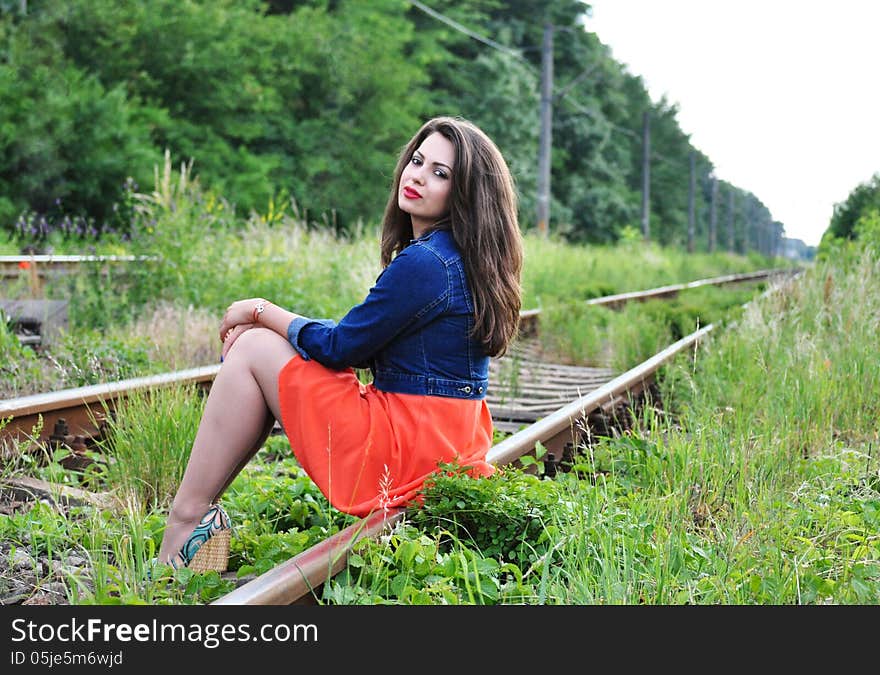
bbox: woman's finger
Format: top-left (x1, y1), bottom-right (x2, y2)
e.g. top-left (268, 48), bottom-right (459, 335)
top-left (221, 325), bottom-right (241, 359)
top-left (219, 316), bottom-right (231, 342)
top-left (220, 322), bottom-right (255, 361)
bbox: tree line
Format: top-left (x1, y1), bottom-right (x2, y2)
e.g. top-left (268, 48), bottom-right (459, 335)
top-left (819, 171), bottom-right (880, 257)
top-left (2, 0), bottom-right (783, 254)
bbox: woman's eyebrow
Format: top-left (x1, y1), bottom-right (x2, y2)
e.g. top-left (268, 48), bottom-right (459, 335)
top-left (413, 150), bottom-right (453, 171)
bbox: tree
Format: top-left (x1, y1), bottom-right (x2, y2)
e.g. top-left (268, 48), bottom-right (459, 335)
top-left (0, 9), bottom-right (159, 229)
top-left (826, 172), bottom-right (880, 241)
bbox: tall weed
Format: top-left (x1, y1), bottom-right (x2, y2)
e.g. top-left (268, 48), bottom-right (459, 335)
top-left (97, 384), bottom-right (205, 510)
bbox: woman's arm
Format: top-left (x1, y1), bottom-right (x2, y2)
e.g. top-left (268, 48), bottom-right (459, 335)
top-left (291, 245), bottom-right (448, 369)
top-left (220, 244), bottom-right (448, 367)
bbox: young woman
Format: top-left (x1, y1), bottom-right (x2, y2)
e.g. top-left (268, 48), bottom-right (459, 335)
top-left (156, 116), bottom-right (524, 572)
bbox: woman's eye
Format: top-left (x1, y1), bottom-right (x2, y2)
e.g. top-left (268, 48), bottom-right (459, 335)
top-left (434, 169), bottom-right (448, 179)
top-left (411, 156), bottom-right (422, 165)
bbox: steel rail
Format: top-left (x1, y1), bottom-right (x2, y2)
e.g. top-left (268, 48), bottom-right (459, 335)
top-left (0, 255), bottom-right (147, 263)
top-left (486, 324), bottom-right (712, 466)
top-left (213, 508), bottom-right (406, 606)
top-left (579, 268), bottom-right (780, 309)
top-left (0, 254), bottom-right (150, 274)
top-left (0, 365), bottom-right (220, 446)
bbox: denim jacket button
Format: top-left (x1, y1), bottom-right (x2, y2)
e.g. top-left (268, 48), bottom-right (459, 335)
top-left (478, 386), bottom-right (483, 393)
top-left (462, 385), bottom-right (472, 393)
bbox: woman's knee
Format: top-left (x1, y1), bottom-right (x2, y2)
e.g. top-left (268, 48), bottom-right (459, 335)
top-left (234, 328), bottom-right (296, 380)
top-left (230, 327), bottom-right (292, 360)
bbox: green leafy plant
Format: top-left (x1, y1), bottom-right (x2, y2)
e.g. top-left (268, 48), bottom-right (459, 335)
top-left (408, 461), bottom-right (566, 568)
top-left (324, 521), bottom-right (532, 605)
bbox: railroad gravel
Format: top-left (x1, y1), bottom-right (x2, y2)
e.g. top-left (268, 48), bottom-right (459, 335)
top-left (0, 497), bottom-right (93, 605)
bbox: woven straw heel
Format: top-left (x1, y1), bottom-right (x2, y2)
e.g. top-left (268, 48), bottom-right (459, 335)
top-left (187, 528), bottom-right (230, 572)
top-left (168, 503), bottom-right (232, 573)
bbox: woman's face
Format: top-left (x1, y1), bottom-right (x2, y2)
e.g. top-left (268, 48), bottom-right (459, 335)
top-left (398, 131), bottom-right (455, 237)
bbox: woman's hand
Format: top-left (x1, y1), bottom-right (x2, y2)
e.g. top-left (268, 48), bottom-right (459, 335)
top-left (218, 297), bottom-right (299, 362)
top-left (219, 298), bottom-right (266, 361)
top-left (219, 298), bottom-right (265, 340)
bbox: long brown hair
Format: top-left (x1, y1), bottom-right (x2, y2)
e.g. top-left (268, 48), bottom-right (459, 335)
top-left (380, 116), bottom-right (523, 357)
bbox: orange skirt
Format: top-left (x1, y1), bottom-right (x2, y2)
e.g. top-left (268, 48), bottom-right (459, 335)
top-left (277, 355), bottom-right (496, 517)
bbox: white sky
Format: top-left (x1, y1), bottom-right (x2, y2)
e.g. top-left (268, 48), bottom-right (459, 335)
top-left (584, 0), bottom-right (880, 247)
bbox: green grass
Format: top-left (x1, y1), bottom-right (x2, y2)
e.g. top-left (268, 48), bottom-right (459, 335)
top-left (96, 385), bottom-right (207, 511)
top-left (520, 234), bottom-right (774, 311)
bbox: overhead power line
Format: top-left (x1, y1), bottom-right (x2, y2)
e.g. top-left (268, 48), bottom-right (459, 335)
top-left (557, 95), bottom-right (639, 139)
top-left (408, 1), bottom-right (527, 63)
top-left (554, 62), bottom-right (601, 103)
top-left (410, 3), bottom-right (641, 142)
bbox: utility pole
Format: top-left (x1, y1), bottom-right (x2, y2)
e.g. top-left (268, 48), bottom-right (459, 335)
top-left (773, 221), bottom-right (782, 258)
top-left (708, 175), bottom-right (718, 253)
top-left (536, 22), bottom-right (554, 237)
top-left (727, 188), bottom-right (735, 253)
top-left (687, 151), bottom-right (695, 253)
top-left (746, 200), bottom-right (755, 254)
top-left (641, 111), bottom-right (650, 241)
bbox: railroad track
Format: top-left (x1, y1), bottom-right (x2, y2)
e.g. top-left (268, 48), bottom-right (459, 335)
top-left (0, 255), bottom-right (776, 287)
top-left (0, 268), bottom-right (788, 448)
top-left (0, 267), bottom-right (797, 604)
top-left (212, 269), bottom-right (803, 605)
top-left (0, 254), bottom-right (150, 278)
top-left (1, 258), bottom-right (777, 348)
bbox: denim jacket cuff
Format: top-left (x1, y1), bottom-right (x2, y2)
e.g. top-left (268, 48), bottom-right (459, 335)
top-left (286, 316), bottom-right (337, 360)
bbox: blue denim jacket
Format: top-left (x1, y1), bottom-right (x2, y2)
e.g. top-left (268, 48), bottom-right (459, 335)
top-left (286, 228), bottom-right (489, 399)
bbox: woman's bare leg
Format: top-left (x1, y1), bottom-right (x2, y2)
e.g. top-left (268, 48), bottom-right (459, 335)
top-left (157, 328), bottom-right (295, 563)
top-left (212, 413), bottom-right (275, 500)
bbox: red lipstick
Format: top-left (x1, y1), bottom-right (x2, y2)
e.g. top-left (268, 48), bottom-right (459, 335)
top-left (403, 186), bottom-right (421, 199)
